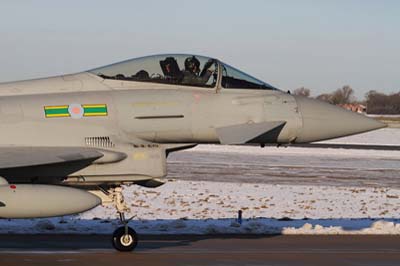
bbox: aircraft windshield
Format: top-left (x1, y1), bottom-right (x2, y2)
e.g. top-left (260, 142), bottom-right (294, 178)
top-left (221, 63), bottom-right (276, 90)
top-left (89, 54), bottom-right (218, 88)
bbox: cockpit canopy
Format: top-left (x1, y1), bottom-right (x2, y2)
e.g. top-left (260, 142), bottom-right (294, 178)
top-left (89, 54), bottom-right (276, 90)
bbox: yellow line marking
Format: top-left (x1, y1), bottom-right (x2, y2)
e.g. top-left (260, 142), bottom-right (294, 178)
top-left (44, 105), bottom-right (69, 110)
top-left (83, 113), bottom-right (108, 117)
top-left (82, 104), bottom-right (107, 108)
top-left (45, 113), bottom-right (70, 118)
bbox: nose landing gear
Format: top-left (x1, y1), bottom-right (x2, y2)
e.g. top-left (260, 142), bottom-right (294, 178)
top-left (112, 213), bottom-right (138, 252)
top-left (109, 187), bottom-right (138, 252)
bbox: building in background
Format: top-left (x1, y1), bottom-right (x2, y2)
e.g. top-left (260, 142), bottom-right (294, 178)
top-left (338, 103), bottom-right (366, 114)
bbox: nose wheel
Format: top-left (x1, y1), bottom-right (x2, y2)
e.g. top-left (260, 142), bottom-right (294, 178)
top-left (108, 187), bottom-right (138, 252)
top-left (112, 226), bottom-right (138, 252)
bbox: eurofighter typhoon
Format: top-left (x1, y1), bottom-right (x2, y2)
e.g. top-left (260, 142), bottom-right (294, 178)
top-left (0, 54), bottom-right (385, 251)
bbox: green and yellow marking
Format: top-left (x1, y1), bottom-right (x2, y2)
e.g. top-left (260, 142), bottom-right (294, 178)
top-left (82, 104), bottom-right (108, 117)
top-left (44, 104), bottom-right (108, 118)
top-left (44, 105), bottom-right (70, 118)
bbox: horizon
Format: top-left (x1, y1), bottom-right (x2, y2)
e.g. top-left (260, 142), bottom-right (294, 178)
top-left (0, 0), bottom-right (399, 99)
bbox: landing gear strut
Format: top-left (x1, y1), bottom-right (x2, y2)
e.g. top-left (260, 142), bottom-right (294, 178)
top-left (109, 187), bottom-right (138, 252)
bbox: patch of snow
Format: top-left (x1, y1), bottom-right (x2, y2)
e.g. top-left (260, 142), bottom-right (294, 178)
top-left (320, 128), bottom-right (400, 145)
top-left (167, 130), bottom-right (400, 187)
top-left (1, 180), bottom-right (399, 235)
top-left (2, 129), bottom-right (400, 235)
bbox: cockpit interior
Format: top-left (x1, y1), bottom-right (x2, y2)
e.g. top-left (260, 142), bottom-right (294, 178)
top-left (89, 54), bottom-right (276, 90)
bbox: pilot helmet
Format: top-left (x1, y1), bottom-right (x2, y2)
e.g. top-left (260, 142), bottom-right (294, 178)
top-left (184, 56), bottom-right (200, 74)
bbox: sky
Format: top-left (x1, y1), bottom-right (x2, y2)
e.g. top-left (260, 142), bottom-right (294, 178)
top-left (0, 0), bottom-right (399, 99)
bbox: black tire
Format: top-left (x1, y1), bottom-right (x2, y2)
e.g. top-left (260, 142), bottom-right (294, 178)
top-left (112, 226), bottom-right (138, 252)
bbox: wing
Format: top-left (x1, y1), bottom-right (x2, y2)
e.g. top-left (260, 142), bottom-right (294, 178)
top-left (0, 144), bottom-right (196, 187)
top-left (0, 147), bottom-right (104, 181)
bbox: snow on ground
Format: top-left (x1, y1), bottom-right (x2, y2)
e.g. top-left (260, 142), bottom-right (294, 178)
top-left (168, 130), bottom-right (400, 187)
top-left (1, 128), bottom-right (399, 235)
top-left (1, 180), bottom-right (399, 235)
top-left (320, 128), bottom-right (400, 145)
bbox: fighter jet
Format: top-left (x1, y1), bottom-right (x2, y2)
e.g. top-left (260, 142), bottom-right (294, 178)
top-left (0, 54), bottom-right (385, 251)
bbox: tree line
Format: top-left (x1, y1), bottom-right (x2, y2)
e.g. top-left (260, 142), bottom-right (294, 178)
top-left (292, 86), bottom-right (400, 114)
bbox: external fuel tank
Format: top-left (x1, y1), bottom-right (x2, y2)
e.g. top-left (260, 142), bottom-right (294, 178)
top-left (0, 178), bottom-right (101, 218)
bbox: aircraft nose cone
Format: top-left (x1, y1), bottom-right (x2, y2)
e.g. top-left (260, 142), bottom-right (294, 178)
top-left (294, 96), bottom-right (386, 143)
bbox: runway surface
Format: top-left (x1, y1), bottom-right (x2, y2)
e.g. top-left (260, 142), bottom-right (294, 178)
top-left (267, 143), bottom-right (400, 150)
top-left (0, 234), bottom-right (399, 266)
top-left (169, 146), bottom-right (400, 188)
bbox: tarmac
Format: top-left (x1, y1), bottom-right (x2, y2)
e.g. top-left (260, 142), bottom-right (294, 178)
top-left (0, 234), bottom-right (399, 266)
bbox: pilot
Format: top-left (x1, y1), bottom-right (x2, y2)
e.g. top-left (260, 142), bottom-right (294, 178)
top-left (181, 56), bottom-right (215, 86)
